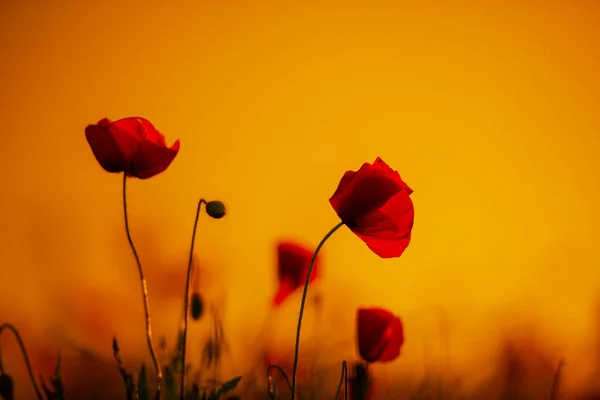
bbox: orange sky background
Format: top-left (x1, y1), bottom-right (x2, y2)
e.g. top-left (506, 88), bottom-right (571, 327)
top-left (1, 0), bottom-right (600, 398)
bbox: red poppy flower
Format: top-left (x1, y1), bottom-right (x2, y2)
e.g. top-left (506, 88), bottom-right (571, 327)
top-left (85, 117), bottom-right (180, 179)
top-left (329, 157), bottom-right (414, 258)
top-left (273, 242), bottom-right (320, 306)
top-left (356, 308), bottom-right (404, 363)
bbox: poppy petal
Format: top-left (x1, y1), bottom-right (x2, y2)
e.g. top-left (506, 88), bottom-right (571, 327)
top-left (97, 118), bottom-right (112, 127)
top-left (329, 170), bottom-right (356, 210)
top-left (129, 139), bottom-right (180, 179)
top-left (85, 123), bottom-right (129, 173)
top-left (112, 117), bottom-right (167, 146)
top-left (371, 157), bottom-right (413, 195)
top-left (273, 242), bottom-right (319, 306)
top-left (357, 308), bottom-right (393, 362)
top-left (352, 192), bottom-right (414, 258)
top-left (107, 118), bottom-right (152, 161)
top-left (330, 161), bottom-right (405, 223)
top-left (273, 280), bottom-right (296, 306)
top-left (137, 118), bottom-right (167, 146)
top-left (357, 308), bottom-right (403, 363)
top-left (377, 316), bottom-right (404, 362)
top-left (109, 117), bottom-right (150, 141)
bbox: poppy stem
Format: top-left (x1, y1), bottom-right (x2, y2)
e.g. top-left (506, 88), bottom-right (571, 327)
top-left (290, 221), bottom-right (345, 400)
top-left (180, 198), bottom-right (207, 400)
top-left (0, 323), bottom-right (44, 400)
top-left (550, 358), bottom-right (565, 400)
top-left (333, 361), bottom-right (348, 400)
top-left (122, 173), bottom-right (163, 400)
top-left (344, 361), bottom-right (349, 400)
top-left (334, 360), bottom-right (348, 400)
top-left (267, 364), bottom-right (293, 396)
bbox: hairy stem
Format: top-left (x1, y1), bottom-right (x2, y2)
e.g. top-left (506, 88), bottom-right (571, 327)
top-left (180, 199), bottom-right (206, 400)
top-left (112, 336), bottom-right (134, 400)
top-left (0, 323), bottom-right (44, 400)
top-left (333, 361), bottom-right (348, 400)
top-left (550, 358), bottom-right (565, 400)
top-left (290, 221), bottom-right (345, 400)
top-left (266, 364), bottom-right (293, 396)
top-left (122, 173), bottom-right (162, 400)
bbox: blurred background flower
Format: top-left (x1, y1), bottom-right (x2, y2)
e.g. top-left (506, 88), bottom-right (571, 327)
top-left (273, 242), bottom-right (321, 306)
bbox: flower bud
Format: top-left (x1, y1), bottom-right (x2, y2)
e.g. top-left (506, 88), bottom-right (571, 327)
top-left (206, 201), bottom-right (226, 219)
top-left (190, 292), bottom-right (204, 320)
top-left (0, 373), bottom-right (14, 400)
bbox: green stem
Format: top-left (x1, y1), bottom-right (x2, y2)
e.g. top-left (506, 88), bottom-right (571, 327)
top-left (266, 364), bottom-right (292, 397)
top-left (344, 361), bottom-right (348, 400)
top-left (550, 358), bottom-right (565, 400)
top-left (0, 323), bottom-right (44, 400)
top-left (122, 173), bottom-right (162, 400)
top-left (290, 221), bottom-right (345, 400)
top-left (333, 361), bottom-right (348, 400)
top-left (112, 337), bottom-right (135, 400)
top-left (180, 199), bottom-right (206, 400)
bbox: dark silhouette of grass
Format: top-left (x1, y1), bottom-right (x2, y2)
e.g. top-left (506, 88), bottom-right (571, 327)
top-left (1, 319), bottom-right (594, 400)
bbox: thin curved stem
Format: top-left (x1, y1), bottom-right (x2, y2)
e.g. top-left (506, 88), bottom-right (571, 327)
top-left (0, 323), bottom-right (44, 400)
top-left (344, 361), bottom-right (348, 400)
top-left (122, 173), bottom-right (162, 400)
top-left (180, 198), bottom-right (206, 400)
top-left (290, 221), bottom-right (345, 400)
top-left (267, 364), bottom-right (293, 396)
top-left (550, 358), bottom-right (565, 400)
top-left (332, 361), bottom-right (348, 400)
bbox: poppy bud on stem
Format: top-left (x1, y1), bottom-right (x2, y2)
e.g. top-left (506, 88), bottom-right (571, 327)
top-left (190, 292), bottom-right (204, 321)
top-left (180, 198), bottom-right (226, 400)
top-left (121, 173), bottom-right (162, 400)
top-left (289, 221), bottom-right (345, 400)
top-left (0, 323), bottom-right (44, 400)
top-left (205, 201), bottom-right (226, 219)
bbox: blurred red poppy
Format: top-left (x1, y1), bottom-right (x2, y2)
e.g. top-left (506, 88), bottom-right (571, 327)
top-left (273, 242), bottom-right (320, 306)
top-left (356, 308), bottom-right (403, 363)
top-left (85, 117), bottom-right (180, 179)
top-left (329, 157), bottom-right (414, 258)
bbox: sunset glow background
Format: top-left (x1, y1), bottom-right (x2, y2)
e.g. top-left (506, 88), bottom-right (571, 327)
top-left (1, 0), bottom-right (599, 398)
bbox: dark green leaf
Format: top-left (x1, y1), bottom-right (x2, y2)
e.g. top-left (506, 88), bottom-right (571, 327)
top-left (214, 376), bottom-right (241, 398)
